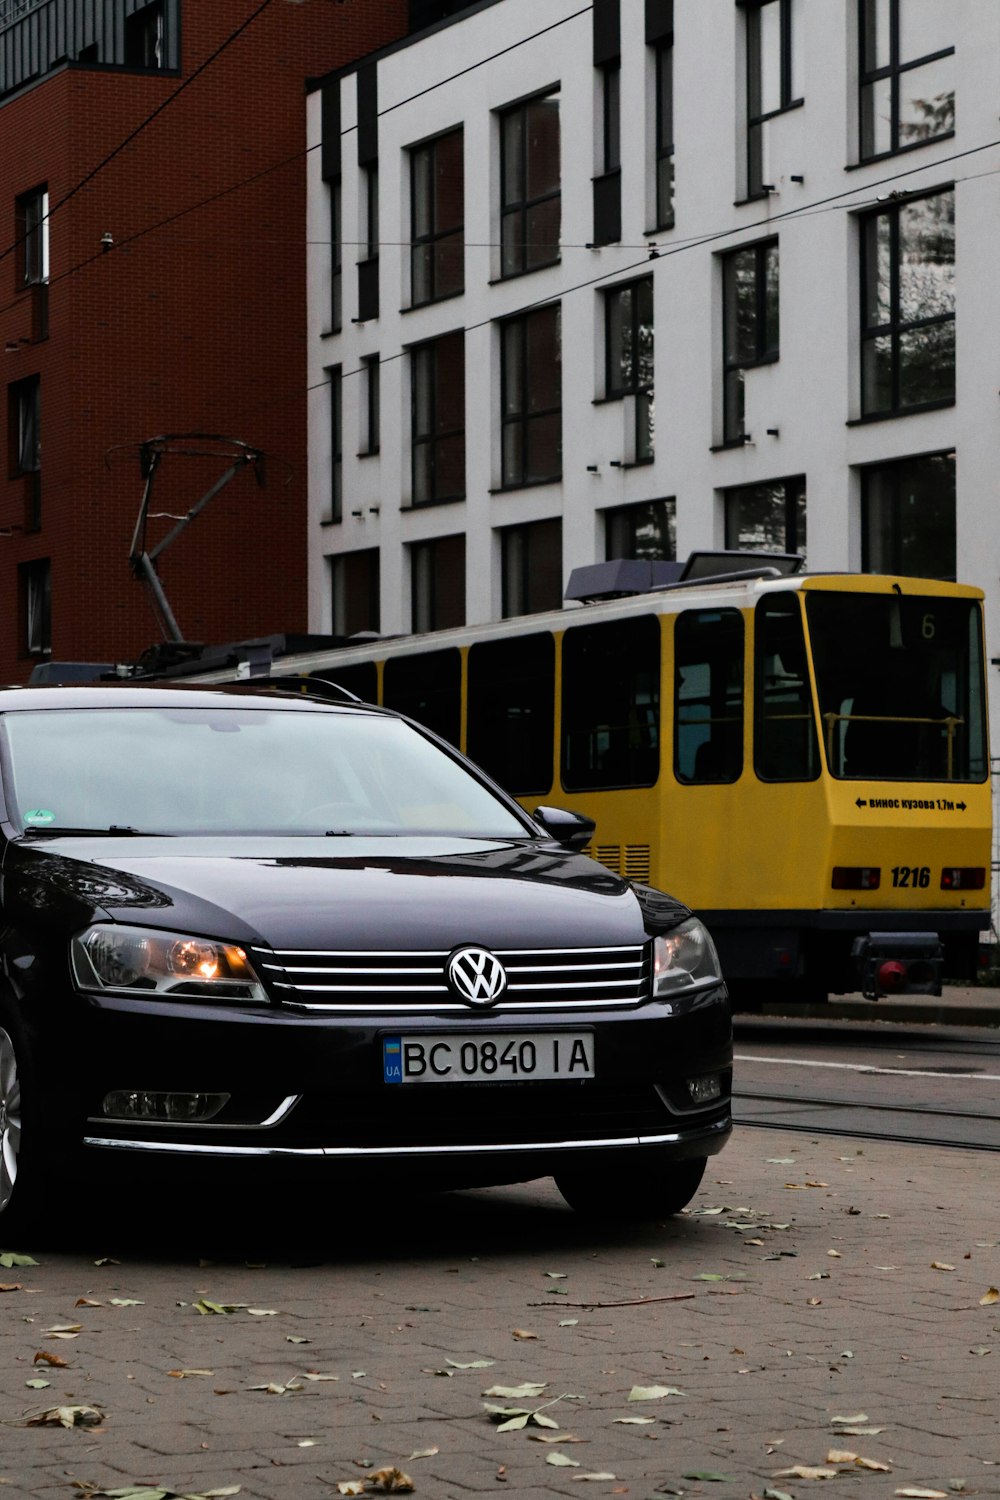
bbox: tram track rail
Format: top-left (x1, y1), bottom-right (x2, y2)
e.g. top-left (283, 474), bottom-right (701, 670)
top-left (733, 1087), bottom-right (1000, 1152)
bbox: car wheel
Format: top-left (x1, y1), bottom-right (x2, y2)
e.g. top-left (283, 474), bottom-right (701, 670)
top-left (0, 1013), bottom-right (52, 1235)
top-left (554, 1152), bottom-right (707, 1219)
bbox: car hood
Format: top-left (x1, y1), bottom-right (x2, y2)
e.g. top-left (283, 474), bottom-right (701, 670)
top-left (5, 835), bottom-right (660, 950)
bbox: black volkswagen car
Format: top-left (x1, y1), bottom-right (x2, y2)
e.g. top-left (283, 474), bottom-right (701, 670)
top-left (0, 686), bottom-right (731, 1229)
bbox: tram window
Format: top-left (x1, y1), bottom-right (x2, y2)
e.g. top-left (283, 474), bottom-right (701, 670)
top-left (467, 634), bottom-right (555, 795)
top-left (674, 609), bottom-right (743, 783)
top-left (754, 594), bottom-right (819, 781)
top-left (561, 617), bottom-right (660, 791)
top-left (383, 649), bottom-right (461, 748)
top-left (806, 592), bottom-right (988, 782)
top-left (311, 663), bottom-right (377, 703)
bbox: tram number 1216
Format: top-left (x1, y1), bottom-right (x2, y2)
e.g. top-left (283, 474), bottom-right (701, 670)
top-left (891, 865), bottom-right (930, 888)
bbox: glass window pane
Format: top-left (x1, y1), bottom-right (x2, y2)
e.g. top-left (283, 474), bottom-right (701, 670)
top-left (525, 98), bottom-right (560, 197)
top-left (755, 593), bottom-right (819, 781)
top-left (412, 147), bottom-right (432, 238)
top-left (898, 0), bottom-right (952, 64)
top-left (525, 411), bottom-right (561, 482)
top-left (674, 610), bottom-right (743, 784)
top-left (411, 243), bottom-right (432, 305)
top-left (502, 422), bottom-right (522, 486)
top-left (763, 244), bottom-right (780, 355)
top-left (898, 55), bottom-right (955, 145)
top-left (526, 307), bottom-right (560, 411)
top-left (725, 482), bottom-right (787, 551)
top-left (898, 191), bottom-right (954, 314)
top-left (726, 249), bottom-right (758, 361)
top-left (435, 130), bottom-right (464, 232)
top-left (562, 617), bottom-right (660, 790)
top-left (502, 110), bottom-right (523, 205)
top-left (606, 288), bottom-right (627, 393)
top-left (502, 323), bottom-right (522, 415)
top-left (860, 76), bottom-right (892, 157)
top-left (467, 634), bottom-right (555, 793)
top-left (862, 333), bottom-right (893, 414)
top-left (758, 1), bottom-right (783, 115)
top-left (500, 209), bottom-right (521, 277)
top-left (433, 230), bottom-right (464, 298)
top-left (863, 213), bottom-right (892, 328)
top-left (899, 320), bottom-right (955, 406)
top-left (604, 66), bottom-right (620, 171)
top-left (525, 195), bottom-right (561, 270)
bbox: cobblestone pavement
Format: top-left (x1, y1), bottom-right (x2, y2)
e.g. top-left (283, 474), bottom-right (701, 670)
top-left (1, 1128), bottom-right (998, 1500)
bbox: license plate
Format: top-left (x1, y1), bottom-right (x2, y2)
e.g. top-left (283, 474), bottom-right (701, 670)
top-left (382, 1031), bottom-right (595, 1084)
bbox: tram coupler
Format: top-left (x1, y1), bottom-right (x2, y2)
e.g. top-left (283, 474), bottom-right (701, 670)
top-left (851, 931), bottom-right (944, 999)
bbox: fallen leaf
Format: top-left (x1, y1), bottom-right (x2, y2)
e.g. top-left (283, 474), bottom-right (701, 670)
top-left (75, 1298), bottom-right (101, 1307)
top-left (24, 1379), bottom-right (49, 1389)
top-left (337, 1485), bottom-right (365, 1497)
top-left (167, 1369), bottom-right (214, 1378)
top-left (764, 1489), bottom-right (795, 1500)
top-left (575, 1475), bottom-right (617, 1482)
top-left (496, 1415), bottom-right (530, 1433)
top-left (931, 1262), bottom-right (955, 1272)
top-left (773, 1466), bottom-right (838, 1480)
top-left (628, 1385), bottom-right (685, 1401)
top-left (286, 1335), bottom-right (311, 1345)
top-left (894, 1490), bottom-right (948, 1499)
top-left (544, 1272), bottom-right (568, 1279)
top-left (446, 1358), bottom-right (493, 1369)
top-left (408, 1447), bottom-right (438, 1460)
top-left (837, 1428), bottom-right (884, 1437)
top-left (367, 1467), bottom-right (414, 1493)
top-left (547, 1453), bottom-right (581, 1467)
top-left (528, 1432), bottom-right (587, 1444)
top-left (831, 1414), bottom-right (869, 1425)
top-left (33, 1351), bottom-right (67, 1368)
top-left (683, 1473), bottom-right (736, 1482)
top-left (0, 1253), bottom-right (37, 1269)
top-left (484, 1382), bottom-right (546, 1398)
top-left (979, 1287), bottom-right (999, 1305)
top-left (784, 1181), bottom-right (829, 1189)
top-left (245, 1308), bottom-right (278, 1316)
top-left (25, 1404), bottom-right (103, 1429)
top-left (92, 1257), bottom-right (119, 1266)
top-left (615, 1416), bottom-right (656, 1425)
top-left (855, 1458), bottom-right (892, 1472)
top-left (512, 1330), bottom-right (538, 1341)
top-left (559, 1320), bottom-right (579, 1327)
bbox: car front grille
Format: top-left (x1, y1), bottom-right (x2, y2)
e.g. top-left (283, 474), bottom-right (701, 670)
top-left (255, 943), bottom-right (651, 1013)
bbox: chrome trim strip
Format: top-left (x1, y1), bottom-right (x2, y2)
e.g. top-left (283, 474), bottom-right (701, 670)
top-left (83, 1117), bottom-right (731, 1160)
top-left (276, 978), bottom-right (640, 994)
top-left (87, 1094), bottom-right (302, 1130)
top-left (267, 945), bottom-right (643, 958)
top-left (275, 998), bottom-right (643, 1013)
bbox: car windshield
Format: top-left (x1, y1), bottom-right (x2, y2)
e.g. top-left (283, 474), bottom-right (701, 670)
top-left (1, 705), bottom-right (531, 838)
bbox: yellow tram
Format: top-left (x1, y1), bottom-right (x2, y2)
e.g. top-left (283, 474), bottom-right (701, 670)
top-left (195, 555), bottom-right (992, 1003)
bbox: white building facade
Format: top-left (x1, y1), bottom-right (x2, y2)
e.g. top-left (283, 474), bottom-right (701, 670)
top-left (305, 0), bottom-right (1000, 733)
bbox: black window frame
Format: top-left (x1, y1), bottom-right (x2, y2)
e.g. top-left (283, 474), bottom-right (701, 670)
top-left (330, 548), bottom-right (381, 637)
top-left (330, 180), bottom-right (342, 334)
top-left (500, 517), bottom-right (563, 619)
top-left (123, 0), bottom-right (164, 69)
top-left (499, 304), bottom-right (562, 490)
top-left (753, 591), bottom-right (820, 783)
top-left (467, 632), bottom-right (556, 796)
top-left (860, 449), bottom-right (956, 582)
top-left (328, 366), bottom-right (342, 524)
top-left (411, 330), bottom-right (466, 506)
top-left (724, 475), bottom-right (805, 557)
top-left (16, 185), bottom-right (48, 287)
top-left (19, 557), bottom-right (50, 658)
top-left (10, 374), bottom-right (40, 476)
top-left (858, 187), bottom-right (955, 420)
top-left (858, 0), bottom-right (955, 163)
top-left (721, 236), bottom-right (779, 445)
top-left (605, 275), bottom-right (655, 464)
top-left (410, 535), bottom-right (466, 634)
top-left (499, 92), bottom-right (561, 279)
top-left (361, 354), bottom-right (380, 457)
top-left (744, 0), bottom-right (801, 200)
top-left (410, 126), bottom-right (465, 307)
top-left (357, 162), bottom-right (380, 322)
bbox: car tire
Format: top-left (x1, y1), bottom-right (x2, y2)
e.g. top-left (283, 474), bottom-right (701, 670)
top-left (0, 1009), bottom-right (49, 1237)
top-left (554, 1151), bottom-right (707, 1220)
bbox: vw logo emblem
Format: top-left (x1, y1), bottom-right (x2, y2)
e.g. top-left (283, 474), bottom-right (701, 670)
top-left (447, 946), bottom-right (508, 1007)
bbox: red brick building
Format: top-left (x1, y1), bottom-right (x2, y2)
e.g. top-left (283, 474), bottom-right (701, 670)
top-left (0, 0), bottom-right (410, 676)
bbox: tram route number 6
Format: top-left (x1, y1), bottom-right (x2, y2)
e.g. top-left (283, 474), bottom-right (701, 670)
top-left (891, 865), bottom-right (930, 888)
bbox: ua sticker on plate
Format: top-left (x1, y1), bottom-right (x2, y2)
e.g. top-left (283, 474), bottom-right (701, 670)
top-left (383, 1037), bottom-right (402, 1084)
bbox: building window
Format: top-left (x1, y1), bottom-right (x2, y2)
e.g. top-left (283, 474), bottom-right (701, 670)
top-left (362, 355), bottom-right (380, 456)
top-left (411, 331), bottom-right (465, 505)
top-left (16, 186), bottom-right (48, 286)
top-left (331, 549), bottom-right (380, 636)
top-left (358, 163), bottom-right (379, 321)
top-left (328, 366), bottom-right (342, 523)
top-left (860, 188), bottom-right (954, 419)
top-left (653, 39), bottom-right (674, 229)
top-left (20, 558), bottom-right (50, 657)
top-left (722, 238), bottom-right (779, 444)
top-left (724, 475), bottom-right (805, 557)
top-left (331, 181), bottom-right (342, 333)
top-left (499, 93), bottom-right (561, 278)
top-left (605, 276), bottom-right (654, 463)
top-left (859, 0), bottom-right (954, 161)
top-left (411, 128), bottom-right (464, 306)
top-left (605, 498), bottom-right (676, 561)
top-left (500, 305), bottom-right (561, 488)
top-left (123, 1), bottom-right (164, 68)
top-left (411, 534), bottom-right (465, 633)
top-left (745, 0), bottom-right (801, 199)
top-left (592, 63), bottom-right (621, 246)
top-left (861, 451), bottom-right (955, 580)
top-left (501, 518), bottom-right (563, 618)
top-left (10, 375), bottom-right (40, 475)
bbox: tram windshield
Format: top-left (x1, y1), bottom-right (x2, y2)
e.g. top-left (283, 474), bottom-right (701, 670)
top-left (804, 592), bottom-right (988, 782)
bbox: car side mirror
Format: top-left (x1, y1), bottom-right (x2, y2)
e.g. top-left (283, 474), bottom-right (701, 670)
top-left (531, 805), bottom-right (596, 851)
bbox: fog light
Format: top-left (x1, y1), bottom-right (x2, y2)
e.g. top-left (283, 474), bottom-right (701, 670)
top-left (102, 1090), bottom-right (229, 1123)
top-left (687, 1074), bottom-right (722, 1105)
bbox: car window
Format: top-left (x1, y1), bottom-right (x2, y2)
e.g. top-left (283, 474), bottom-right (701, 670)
top-left (1, 706), bottom-right (529, 838)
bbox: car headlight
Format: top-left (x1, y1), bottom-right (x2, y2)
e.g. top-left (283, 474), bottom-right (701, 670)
top-left (71, 923), bottom-right (268, 1003)
top-left (653, 917), bottom-right (723, 995)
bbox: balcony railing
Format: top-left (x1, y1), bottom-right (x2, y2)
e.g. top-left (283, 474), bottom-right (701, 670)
top-left (0, 0), bottom-right (43, 30)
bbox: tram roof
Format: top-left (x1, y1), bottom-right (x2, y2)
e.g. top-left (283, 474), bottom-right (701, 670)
top-left (185, 567), bottom-right (984, 685)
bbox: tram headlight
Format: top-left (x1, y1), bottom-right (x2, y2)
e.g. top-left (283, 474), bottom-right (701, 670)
top-left (653, 917), bottom-right (723, 994)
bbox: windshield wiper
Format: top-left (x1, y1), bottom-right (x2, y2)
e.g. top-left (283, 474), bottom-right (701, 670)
top-left (20, 824), bottom-right (164, 838)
